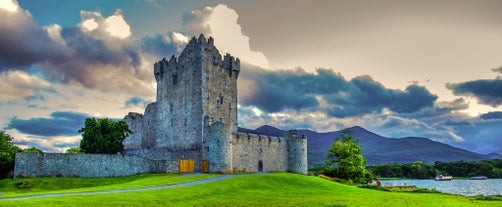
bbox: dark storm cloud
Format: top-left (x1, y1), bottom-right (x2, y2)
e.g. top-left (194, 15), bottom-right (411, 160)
top-left (403, 98), bottom-right (469, 120)
top-left (327, 76), bottom-right (437, 117)
top-left (6, 111), bottom-right (87, 136)
top-left (240, 64), bottom-right (437, 117)
top-left (125, 96), bottom-right (150, 108)
top-left (446, 79), bottom-right (502, 107)
top-left (0, 6), bottom-right (181, 95)
top-left (480, 111), bottom-right (502, 120)
top-left (0, 9), bottom-right (66, 69)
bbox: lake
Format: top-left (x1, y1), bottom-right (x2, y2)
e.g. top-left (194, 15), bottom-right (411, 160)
top-left (380, 179), bottom-right (502, 196)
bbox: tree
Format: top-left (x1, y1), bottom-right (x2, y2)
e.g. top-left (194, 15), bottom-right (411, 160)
top-left (0, 131), bottom-right (21, 178)
top-left (78, 118), bottom-right (132, 154)
top-left (326, 129), bottom-right (372, 183)
top-left (22, 146), bottom-right (43, 153)
top-left (65, 147), bottom-right (82, 154)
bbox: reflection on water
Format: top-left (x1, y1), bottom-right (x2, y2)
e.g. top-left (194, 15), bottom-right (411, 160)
top-left (380, 179), bottom-right (502, 196)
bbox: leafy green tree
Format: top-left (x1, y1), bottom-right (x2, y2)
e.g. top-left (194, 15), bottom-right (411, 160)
top-left (325, 129), bottom-right (372, 183)
top-left (79, 118), bottom-right (132, 154)
top-left (0, 131), bottom-right (21, 178)
top-left (65, 147), bottom-right (83, 154)
top-left (22, 146), bottom-right (43, 153)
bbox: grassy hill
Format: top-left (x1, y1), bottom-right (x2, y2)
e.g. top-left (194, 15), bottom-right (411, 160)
top-left (249, 125), bottom-right (499, 166)
top-left (0, 173), bottom-right (497, 206)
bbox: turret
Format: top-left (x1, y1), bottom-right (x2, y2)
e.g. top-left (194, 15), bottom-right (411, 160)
top-left (286, 130), bottom-right (308, 174)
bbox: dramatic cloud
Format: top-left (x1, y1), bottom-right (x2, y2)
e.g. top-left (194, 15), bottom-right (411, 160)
top-left (182, 4), bottom-right (270, 68)
top-left (239, 64), bottom-right (437, 118)
top-left (6, 111), bottom-right (87, 136)
top-left (125, 96), bottom-right (150, 108)
top-left (0, 70), bottom-right (51, 102)
top-left (446, 79), bottom-right (502, 107)
top-left (0, 1), bottom-right (67, 68)
top-left (480, 111), bottom-right (502, 120)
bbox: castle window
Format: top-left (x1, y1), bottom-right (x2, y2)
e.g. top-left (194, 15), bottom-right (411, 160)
top-left (172, 75), bottom-right (178, 85)
top-left (219, 96), bottom-right (224, 105)
top-left (222, 79), bottom-right (227, 86)
top-left (220, 118), bottom-right (224, 123)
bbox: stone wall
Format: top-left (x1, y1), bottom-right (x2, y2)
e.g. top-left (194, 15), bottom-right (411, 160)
top-left (232, 132), bottom-right (289, 172)
top-left (14, 153), bottom-right (178, 178)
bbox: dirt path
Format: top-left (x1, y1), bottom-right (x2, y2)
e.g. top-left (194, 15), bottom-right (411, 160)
top-left (0, 174), bottom-right (253, 201)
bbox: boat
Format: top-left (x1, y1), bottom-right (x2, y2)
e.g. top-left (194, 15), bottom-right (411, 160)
top-left (435, 175), bottom-right (453, 181)
top-left (470, 176), bottom-right (487, 180)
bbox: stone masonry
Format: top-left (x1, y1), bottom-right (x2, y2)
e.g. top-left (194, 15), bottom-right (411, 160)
top-left (124, 34), bottom-right (308, 174)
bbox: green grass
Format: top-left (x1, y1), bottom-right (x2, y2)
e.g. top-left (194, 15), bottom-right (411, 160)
top-left (0, 173), bottom-right (219, 198)
top-left (0, 173), bottom-right (500, 206)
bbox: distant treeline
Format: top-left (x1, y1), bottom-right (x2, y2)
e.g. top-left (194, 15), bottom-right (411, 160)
top-left (368, 159), bottom-right (502, 179)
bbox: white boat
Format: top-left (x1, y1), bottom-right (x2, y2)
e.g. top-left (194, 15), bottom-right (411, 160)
top-left (435, 175), bottom-right (453, 181)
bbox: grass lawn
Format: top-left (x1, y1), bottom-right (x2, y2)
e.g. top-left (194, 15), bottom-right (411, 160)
top-left (0, 173), bottom-right (219, 198)
top-left (0, 173), bottom-right (500, 206)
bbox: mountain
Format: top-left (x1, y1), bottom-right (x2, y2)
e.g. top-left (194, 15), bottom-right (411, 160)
top-left (246, 125), bottom-right (501, 166)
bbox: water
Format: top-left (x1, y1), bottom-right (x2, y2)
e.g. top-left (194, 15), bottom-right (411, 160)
top-left (380, 179), bottom-right (502, 196)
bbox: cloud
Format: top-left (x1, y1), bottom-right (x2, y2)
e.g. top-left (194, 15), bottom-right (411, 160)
top-left (182, 4), bottom-right (270, 68)
top-left (0, 0), bottom-right (18, 12)
top-left (446, 79), bottom-right (502, 107)
top-left (0, 1), bottom-right (67, 68)
top-left (450, 119), bottom-right (502, 154)
top-left (125, 96), bottom-right (150, 108)
top-left (141, 32), bottom-right (188, 60)
top-left (13, 134), bottom-right (81, 152)
top-left (239, 64), bottom-right (437, 118)
top-left (0, 3), bottom-right (160, 96)
top-left (492, 66), bottom-right (502, 74)
top-left (480, 111), bottom-right (502, 120)
top-left (0, 70), bottom-right (51, 102)
top-left (6, 111), bottom-right (87, 136)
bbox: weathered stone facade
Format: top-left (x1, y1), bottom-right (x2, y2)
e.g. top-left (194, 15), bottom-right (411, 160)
top-left (124, 35), bottom-right (308, 174)
top-left (14, 153), bottom-right (177, 178)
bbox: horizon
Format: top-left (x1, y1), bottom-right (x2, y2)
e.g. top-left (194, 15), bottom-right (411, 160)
top-left (1, 0), bottom-right (501, 155)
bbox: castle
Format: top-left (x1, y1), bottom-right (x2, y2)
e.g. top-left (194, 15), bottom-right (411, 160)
top-left (13, 35), bottom-right (307, 178)
top-left (123, 34), bottom-right (307, 174)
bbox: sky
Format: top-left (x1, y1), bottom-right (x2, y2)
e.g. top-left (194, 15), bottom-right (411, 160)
top-left (1, 0), bottom-right (501, 155)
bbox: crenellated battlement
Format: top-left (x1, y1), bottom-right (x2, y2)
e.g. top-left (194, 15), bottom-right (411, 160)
top-left (235, 132), bottom-right (284, 143)
top-left (123, 35), bottom-right (306, 175)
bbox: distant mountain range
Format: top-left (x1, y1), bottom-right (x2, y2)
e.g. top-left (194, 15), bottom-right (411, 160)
top-left (239, 125), bottom-right (502, 166)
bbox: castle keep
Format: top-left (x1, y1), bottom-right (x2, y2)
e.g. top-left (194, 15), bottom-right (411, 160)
top-left (124, 35), bottom-right (307, 174)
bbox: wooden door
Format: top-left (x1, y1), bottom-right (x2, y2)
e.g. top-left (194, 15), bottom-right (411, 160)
top-left (179, 160), bottom-right (194, 173)
top-left (201, 160), bottom-right (209, 173)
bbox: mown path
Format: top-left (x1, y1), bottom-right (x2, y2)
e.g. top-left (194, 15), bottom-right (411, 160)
top-left (0, 174), bottom-right (253, 201)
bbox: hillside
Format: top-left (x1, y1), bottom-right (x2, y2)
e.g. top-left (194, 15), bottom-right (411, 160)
top-left (247, 125), bottom-right (500, 166)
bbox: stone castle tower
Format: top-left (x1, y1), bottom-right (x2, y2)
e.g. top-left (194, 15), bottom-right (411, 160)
top-left (124, 34), bottom-right (307, 174)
